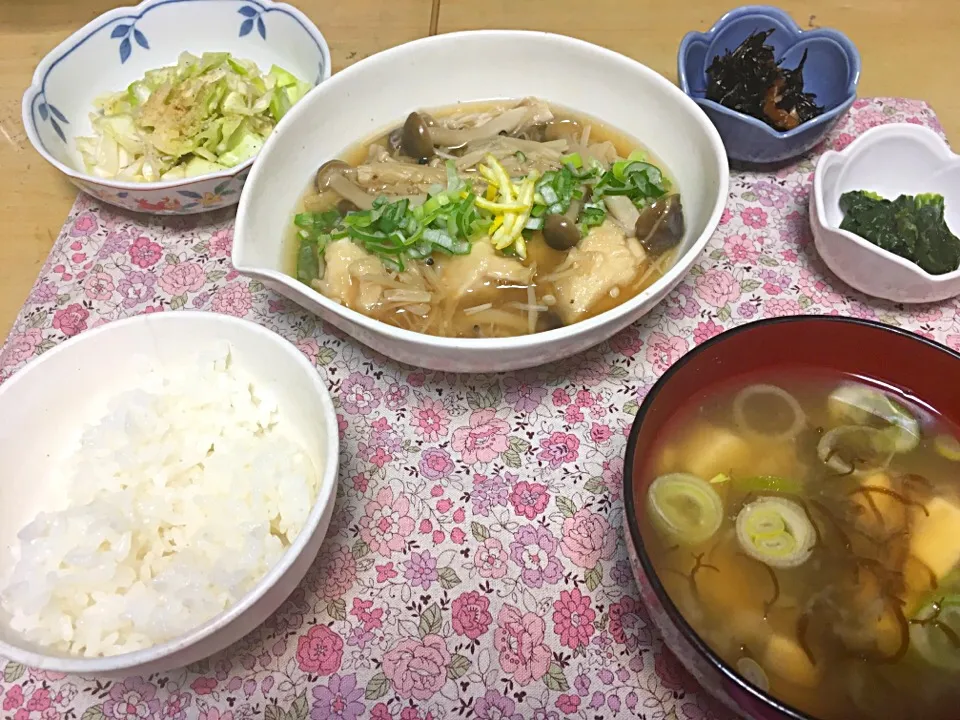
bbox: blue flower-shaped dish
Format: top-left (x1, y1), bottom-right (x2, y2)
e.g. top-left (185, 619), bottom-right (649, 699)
top-left (678, 5), bottom-right (860, 164)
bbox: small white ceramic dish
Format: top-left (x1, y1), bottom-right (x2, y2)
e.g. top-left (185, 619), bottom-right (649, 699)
top-left (0, 312), bottom-right (339, 676)
top-left (812, 123), bottom-right (960, 303)
top-left (233, 30), bottom-right (729, 373)
top-left (22, 0), bottom-right (330, 215)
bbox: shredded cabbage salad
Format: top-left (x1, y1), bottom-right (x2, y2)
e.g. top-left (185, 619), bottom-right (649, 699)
top-left (75, 51), bottom-right (311, 183)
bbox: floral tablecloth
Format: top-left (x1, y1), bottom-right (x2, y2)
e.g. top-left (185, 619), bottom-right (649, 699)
top-left (1, 98), bottom-right (957, 720)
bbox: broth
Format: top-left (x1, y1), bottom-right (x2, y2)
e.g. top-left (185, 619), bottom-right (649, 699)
top-left (287, 98), bottom-right (682, 338)
top-left (640, 369), bottom-right (960, 720)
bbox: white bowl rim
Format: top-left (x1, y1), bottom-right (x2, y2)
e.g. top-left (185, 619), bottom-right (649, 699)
top-left (233, 29), bottom-right (731, 353)
top-left (0, 311), bottom-right (340, 673)
top-left (20, 0), bottom-right (332, 192)
top-left (813, 122), bottom-right (960, 284)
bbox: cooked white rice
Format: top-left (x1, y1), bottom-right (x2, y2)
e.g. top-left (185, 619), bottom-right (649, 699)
top-left (0, 343), bottom-right (320, 657)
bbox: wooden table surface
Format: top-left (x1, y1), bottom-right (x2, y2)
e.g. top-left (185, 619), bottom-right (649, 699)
top-left (1, 0), bottom-right (957, 337)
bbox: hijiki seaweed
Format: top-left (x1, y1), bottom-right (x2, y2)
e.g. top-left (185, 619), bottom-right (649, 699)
top-left (705, 29), bottom-right (824, 132)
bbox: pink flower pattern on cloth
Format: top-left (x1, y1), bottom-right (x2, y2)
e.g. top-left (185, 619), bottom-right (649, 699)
top-left (0, 99), bottom-right (956, 720)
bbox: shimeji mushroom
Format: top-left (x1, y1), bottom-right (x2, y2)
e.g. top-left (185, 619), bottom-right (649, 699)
top-left (315, 160), bottom-right (375, 211)
top-left (400, 112), bottom-right (435, 161)
top-left (636, 194), bottom-right (685, 255)
top-left (542, 213), bottom-right (581, 250)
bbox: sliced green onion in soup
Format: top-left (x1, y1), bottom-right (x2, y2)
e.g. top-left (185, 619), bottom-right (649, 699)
top-left (732, 384), bottom-right (806, 442)
top-left (934, 434), bottom-right (960, 461)
top-left (736, 657), bottom-right (769, 692)
top-left (888, 402), bottom-right (920, 452)
top-left (735, 497), bottom-right (815, 568)
top-left (909, 596), bottom-right (960, 670)
top-left (827, 383), bottom-right (920, 453)
top-left (817, 425), bottom-right (896, 475)
top-left (647, 473), bottom-right (724, 546)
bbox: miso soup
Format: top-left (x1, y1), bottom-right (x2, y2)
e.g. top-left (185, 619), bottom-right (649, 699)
top-left (640, 370), bottom-right (960, 720)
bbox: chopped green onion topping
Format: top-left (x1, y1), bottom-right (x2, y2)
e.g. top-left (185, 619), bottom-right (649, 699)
top-left (579, 202), bottom-right (607, 232)
top-left (296, 242), bottom-right (320, 284)
top-left (295, 146), bottom-right (673, 279)
top-left (593, 160), bottom-right (668, 205)
top-left (296, 161), bottom-right (487, 277)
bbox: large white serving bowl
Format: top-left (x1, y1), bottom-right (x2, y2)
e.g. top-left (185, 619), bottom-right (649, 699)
top-left (233, 30), bottom-right (729, 372)
top-left (0, 312), bottom-right (339, 676)
top-left (22, 0), bottom-right (330, 215)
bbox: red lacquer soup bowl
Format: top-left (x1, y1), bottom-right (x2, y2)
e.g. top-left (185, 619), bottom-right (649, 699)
top-left (621, 316), bottom-right (960, 720)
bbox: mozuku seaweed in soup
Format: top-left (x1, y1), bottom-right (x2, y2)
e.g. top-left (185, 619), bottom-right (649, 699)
top-left (288, 98), bottom-right (684, 338)
top-left (640, 371), bottom-right (960, 720)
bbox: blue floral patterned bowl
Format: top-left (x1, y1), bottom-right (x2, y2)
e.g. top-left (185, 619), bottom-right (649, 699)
top-left (678, 5), bottom-right (860, 164)
top-left (22, 0), bottom-right (330, 215)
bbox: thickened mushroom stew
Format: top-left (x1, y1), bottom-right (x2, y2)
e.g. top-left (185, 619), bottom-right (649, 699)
top-left (289, 98), bottom-right (683, 338)
top-left (641, 371), bottom-right (960, 720)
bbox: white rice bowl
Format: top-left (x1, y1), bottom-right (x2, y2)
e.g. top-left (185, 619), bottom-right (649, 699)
top-left (0, 312), bottom-right (338, 675)
top-left (2, 344), bottom-right (319, 657)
